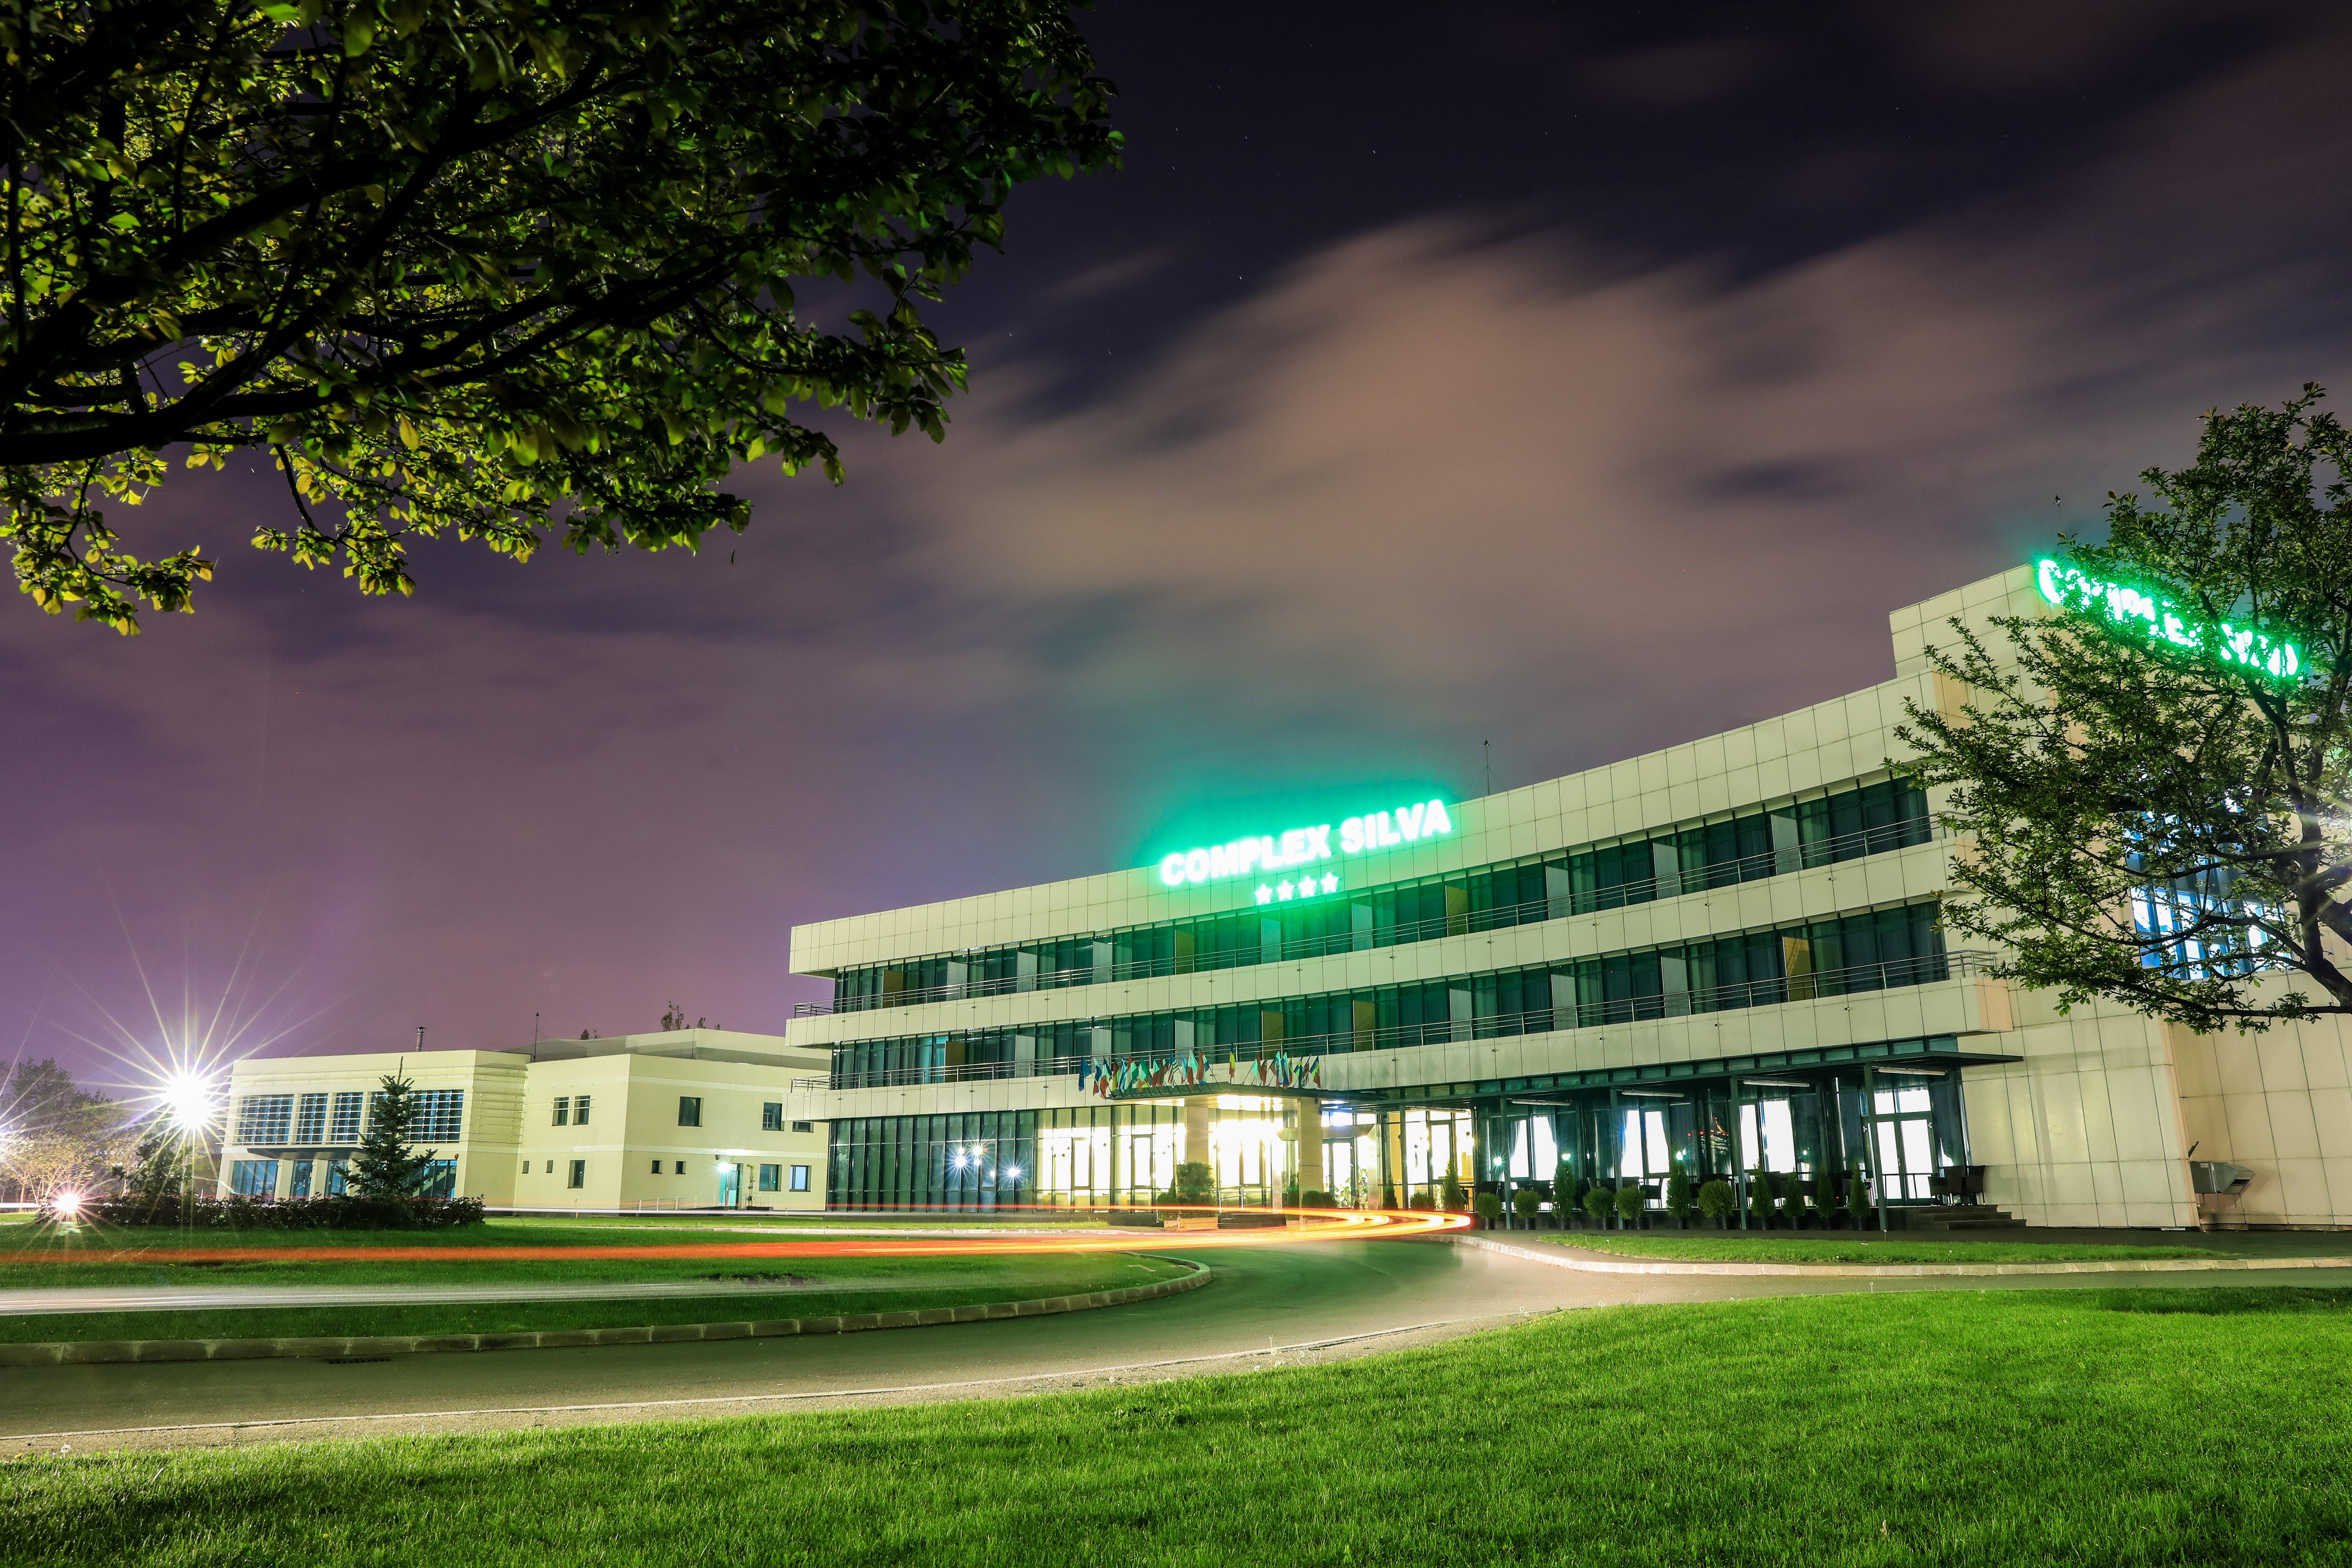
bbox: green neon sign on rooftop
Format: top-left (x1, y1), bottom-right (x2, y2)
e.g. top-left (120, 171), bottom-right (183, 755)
top-left (2034, 558), bottom-right (2305, 684)
top-left (1154, 797), bottom-right (1457, 895)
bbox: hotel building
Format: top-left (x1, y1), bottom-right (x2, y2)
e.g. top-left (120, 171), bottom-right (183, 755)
top-left (786, 565), bottom-right (2352, 1230)
top-left (216, 1029), bottom-right (830, 1212)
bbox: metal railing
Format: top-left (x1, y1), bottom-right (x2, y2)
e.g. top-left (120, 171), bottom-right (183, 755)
top-left (806, 950), bottom-right (1988, 1091)
top-left (805, 819), bottom-right (1938, 1018)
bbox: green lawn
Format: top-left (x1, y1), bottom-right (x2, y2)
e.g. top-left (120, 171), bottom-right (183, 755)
top-left (1526, 1233), bottom-right (2230, 1264)
top-left (12, 1287), bottom-right (2352, 1564)
top-left (0, 1219), bottom-right (1118, 1289)
top-left (0, 1252), bottom-right (1189, 1346)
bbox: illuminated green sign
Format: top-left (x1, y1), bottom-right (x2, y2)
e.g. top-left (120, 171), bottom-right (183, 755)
top-left (2035, 558), bottom-right (2304, 683)
top-left (1155, 798), bottom-right (1457, 895)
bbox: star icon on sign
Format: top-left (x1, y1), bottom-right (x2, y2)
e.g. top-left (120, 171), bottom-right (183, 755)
top-left (1321, 874), bottom-right (1339, 894)
top-left (1256, 884), bottom-right (1274, 905)
top-left (1277, 880), bottom-right (1295, 900)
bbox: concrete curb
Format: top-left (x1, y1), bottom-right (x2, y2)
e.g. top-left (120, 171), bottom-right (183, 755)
top-left (0, 1259), bottom-right (1210, 1368)
top-left (1455, 1234), bottom-right (2352, 1279)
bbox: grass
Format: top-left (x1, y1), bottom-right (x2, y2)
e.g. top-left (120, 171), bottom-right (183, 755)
top-left (13, 1286), bottom-right (2352, 1565)
top-left (0, 1219), bottom-right (1124, 1289)
top-left (1521, 1232), bottom-right (2231, 1264)
top-left (0, 1252), bottom-right (1189, 1346)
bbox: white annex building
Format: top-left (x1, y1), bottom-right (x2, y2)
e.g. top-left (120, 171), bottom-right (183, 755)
top-left (217, 1030), bottom-right (830, 1212)
top-left (784, 565), bottom-right (2352, 1230)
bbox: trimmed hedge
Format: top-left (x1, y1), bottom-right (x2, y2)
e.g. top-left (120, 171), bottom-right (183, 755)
top-left (84, 1193), bottom-right (486, 1229)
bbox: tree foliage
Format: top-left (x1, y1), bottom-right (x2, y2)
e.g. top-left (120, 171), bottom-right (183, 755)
top-left (0, 0), bottom-right (1118, 631)
top-left (1899, 387), bottom-right (2352, 1034)
top-left (0, 1058), bottom-right (128, 1197)
top-left (344, 1069), bottom-right (439, 1196)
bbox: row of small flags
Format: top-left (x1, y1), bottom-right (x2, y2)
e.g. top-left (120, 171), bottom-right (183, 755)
top-left (1081, 1050), bottom-right (1324, 1098)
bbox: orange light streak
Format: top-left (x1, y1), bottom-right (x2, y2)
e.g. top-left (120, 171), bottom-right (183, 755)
top-left (1, 1207), bottom-right (1470, 1267)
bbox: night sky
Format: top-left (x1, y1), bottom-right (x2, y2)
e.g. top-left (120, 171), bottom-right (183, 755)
top-left (12, 1), bottom-right (2352, 1090)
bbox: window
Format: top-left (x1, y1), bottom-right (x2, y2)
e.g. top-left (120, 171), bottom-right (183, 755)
top-left (522, 1159), bottom-right (532, 1175)
top-left (792, 1120), bottom-right (814, 1134)
top-left (651, 1158), bottom-right (663, 1175)
top-left (674, 1160), bottom-right (686, 1175)
top-left (325, 1157), bottom-right (350, 1195)
top-left (414, 1090), bottom-right (465, 1142)
top-left (236, 1095), bottom-right (293, 1144)
top-left (573, 1095), bottom-right (591, 1125)
top-left (546, 1160), bottom-right (554, 1173)
top-left (789, 1164), bottom-right (811, 1192)
top-left (228, 1159), bottom-right (278, 1196)
top-left (553, 1096), bottom-right (570, 1126)
top-left (678, 1096), bottom-right (702, 1128)
top-left (421, 1159), bottom-right (458, 1199)
top-left (567, 1160), bottom-right (586, 1189)
top-left (294, 1093), bottom-right (328, 1143)
top-left (329, 1092), bottom-right (365, 1143)
top-left (762, 1102), bottom-right (784, 1132)
top-left (759, 1164), bottom-right (782, 1191)
top-left (288, 1160), bottom-right (314, 1198)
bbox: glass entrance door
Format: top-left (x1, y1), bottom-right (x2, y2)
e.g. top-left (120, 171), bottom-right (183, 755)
top-left (1870, 1082), bottom-right (1943, 1200)
top-left (717, 1163), bottom-right (741, 1207)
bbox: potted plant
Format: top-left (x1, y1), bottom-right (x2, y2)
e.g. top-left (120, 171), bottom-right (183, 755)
top-left (1665, 1160), bottom-right (1694, 1229)
top-left (1697, 1178), bottom-right (1736, 1228)
top-left (1614, 1182), bottom-right (1645, 1231)
top-left (1472, 1190), bottom-right (1504, 1228)
top-left (1584, 1181), bottom-right (1615, 1230)
top-left (1512, 1186), bottom-right (1543, 1227)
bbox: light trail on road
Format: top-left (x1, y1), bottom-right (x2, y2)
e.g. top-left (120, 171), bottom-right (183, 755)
top-left (1, 1207), bottom-right (1470, 1268)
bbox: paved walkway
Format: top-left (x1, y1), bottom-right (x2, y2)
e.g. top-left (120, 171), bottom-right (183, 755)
top-left (0, 1276), bottom-right (941, 1315)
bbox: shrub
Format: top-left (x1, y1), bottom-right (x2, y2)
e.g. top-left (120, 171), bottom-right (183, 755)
top-left (1814, 1170), bottom-right (1839, 1226)
top-left (1664, 1161), bottom-right (1694, 1224)
top-left (1440, 1168), bottom-right (1466, 1212)
top-left (1552, 1158), bottom-right (1575, 1224)
top-left (1472, 1191), bottom-right (1504, 1222)
top-left (1848, 1164), bottom-right (1874, 1228)
top-left (1174, 1161), bottom-right (1216, 1203)
top-left (1511, 1186), bottom-right (1543, 1221)
top-left (1408, 1190), bottom-right (1434, 1211)
top-left (1614, 1183), bottom-right (1645, 1227)
top-left (85, 1193), bottom-right (485, 1229)
top-left (1748, 1166), bottom-right (1776, 1226)
top-left (1696, 1179), bottom-right (1736, 1226)
top-left (1584, 1182), bottom-right (1615, 1227)
top-left (1300, 1190), bottom-right (1332, 1209)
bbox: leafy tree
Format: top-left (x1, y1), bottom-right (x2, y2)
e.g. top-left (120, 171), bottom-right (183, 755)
top-left (0, 0), bottom-right (1119, 632)
top-left (1172, 1160), bottom-right (1213, 1204)
top-left (1696, 1178), bottom-right (1736, 1227)
top-left (1899, 387), bottom-right (2352, 1034)
top-left (344, 1070), bottom-right (440, 1197)
top-left (0, 1059), bottom-right (128, 1199)
top-left (120, 1121), bottom-right (189, 1198)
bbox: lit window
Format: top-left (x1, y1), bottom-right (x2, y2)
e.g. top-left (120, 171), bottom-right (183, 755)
top-left (789, 1164), bottom-right (811, 1192)
top-left (678, 1096), bottom-right (702, 1128)
top-left (567, 1160), bottom-right (586, 1189)
top-left (228, 1159), bottom-right (279, 1196)
top-left (236, 1096), bottom-right (293, 1144)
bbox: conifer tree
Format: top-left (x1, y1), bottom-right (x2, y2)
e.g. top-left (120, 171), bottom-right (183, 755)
top-left (345, 1070), bottom-right (439, 1199)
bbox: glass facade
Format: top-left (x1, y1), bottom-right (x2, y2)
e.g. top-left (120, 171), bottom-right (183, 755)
top-left (829, 899), bottom-right (1949, 1090)
top-left (235, 1095), bottom-right (293, 1144)
top-left (829, 778), bottom-right (1930, 1014)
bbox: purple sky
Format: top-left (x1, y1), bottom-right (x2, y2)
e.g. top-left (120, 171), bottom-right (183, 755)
top-left (13, 0), bottom-right (2352, 1092)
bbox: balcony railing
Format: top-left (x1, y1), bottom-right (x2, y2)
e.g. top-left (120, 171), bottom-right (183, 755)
top-left (803, 819), bottom-right (1939, 1018)
top-left (804, 950), bottom-right (1988, 1091)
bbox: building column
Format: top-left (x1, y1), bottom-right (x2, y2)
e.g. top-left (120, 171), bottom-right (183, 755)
top-left (1183, 1097), bottom-right (1212, 1207)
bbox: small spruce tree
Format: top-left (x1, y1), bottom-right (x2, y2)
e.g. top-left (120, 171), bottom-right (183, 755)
top-left (1441, 1166), bottom-right (1466, 1213)
top-left (345, 1070), bottom-right (440, 1199)
top-left (1847, 1163), bottom-right (1874, 1229)
top-left (1696, 1178), bottom-right (1737, 1227)
top-left (1552, 1157), bottom-right (1575, 1227)
top-left (1749, 1165), bottom-right (1776, 1227)
top-left (1584, 1181), bottom-right (1615, 1228)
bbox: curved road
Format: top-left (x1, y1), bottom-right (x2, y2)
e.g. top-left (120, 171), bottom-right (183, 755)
top-left (15, 1237), bottom-right (2351, 1452)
